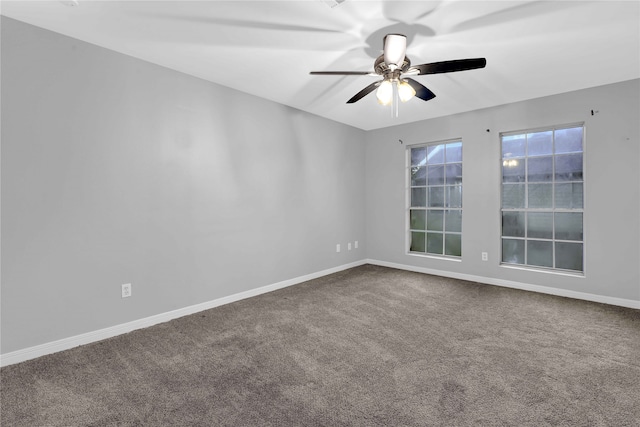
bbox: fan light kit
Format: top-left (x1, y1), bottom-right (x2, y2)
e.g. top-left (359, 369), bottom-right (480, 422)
top-left (311, 33), bottom-right (487, 117)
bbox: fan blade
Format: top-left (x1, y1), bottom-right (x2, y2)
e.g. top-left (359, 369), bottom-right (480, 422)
top-left (347, 81), bottom-right (382, 104)
top-left (404, 78), bottom-right (436, 101)
top-left (412, 58), bottom-right (487, 75)
top-left (310, 71), bottom-right (373, 75)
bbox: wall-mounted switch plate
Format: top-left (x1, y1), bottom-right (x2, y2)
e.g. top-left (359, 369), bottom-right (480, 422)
top-left (336, 244), bottom-right (341, 253)
top-left (355, 241), bottom-right (359, 249)
top-left (348, 242), bottom-right (352, 250)
top-left (122, 283), bottom-right (132, 298)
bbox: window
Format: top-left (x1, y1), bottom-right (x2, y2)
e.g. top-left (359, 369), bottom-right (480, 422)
top-left (408, 140), bottom-right (462, 257)
top-left (501, 125), bottom-right (584, 272)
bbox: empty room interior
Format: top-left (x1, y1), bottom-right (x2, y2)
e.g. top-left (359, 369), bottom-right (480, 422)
top-left (1, 1), bottom-right (639, 425)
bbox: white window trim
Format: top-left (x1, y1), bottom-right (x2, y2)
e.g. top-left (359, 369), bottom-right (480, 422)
top-left (406, 138), bottom-right (464, 259)
top-left (498, 122), bottom-right (586, 276)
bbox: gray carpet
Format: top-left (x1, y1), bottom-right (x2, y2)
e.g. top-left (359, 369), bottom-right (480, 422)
top-left (1, 265), bottom-right (639, 426)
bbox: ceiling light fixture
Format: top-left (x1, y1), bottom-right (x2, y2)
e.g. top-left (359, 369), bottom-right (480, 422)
top-left (376, 80), bottom-right (393, 105)
top-left (398, 80), bottom-right (416, 102)
top-left (376, 78), bottom-right (416, 116)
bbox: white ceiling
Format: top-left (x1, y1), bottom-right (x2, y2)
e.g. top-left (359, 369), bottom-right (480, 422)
top-left (2, 1), bottom-right (639, 130)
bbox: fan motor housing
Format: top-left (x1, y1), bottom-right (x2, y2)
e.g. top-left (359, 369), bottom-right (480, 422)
top-left (374, 55), bottom-right (411, 76)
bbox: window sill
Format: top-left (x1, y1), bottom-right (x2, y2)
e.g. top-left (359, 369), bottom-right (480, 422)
top-left (500, 263), bottom-right (585, 278)
top-left (407, 252), bottom-right (462, 262)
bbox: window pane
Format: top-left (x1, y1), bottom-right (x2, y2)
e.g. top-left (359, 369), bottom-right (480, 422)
top-left (502, 184), bottom-right (525, 208)
top-left (446, 142), bottom-right (462, 163)
top-left (527, 240), bottom-right (553, 268)
top-left (409, 141), bottom-right (462, 259)
top-left (445, 210), bottom-right (462, 232)
top-left (502, 134), bottom-right (526, 158)
top-left (427, 187), bottom-right (445, 207)
top-left (502, 239), bottom-right (525, 264)
top-left (502, 159), bottom-right (525, 182)
top-left (426, 232), bottom-right (443, 254)
top-left (555, 154), bottom-right (583, 181)
top-left (555, 183), bottom-right (583, 209)
top-left (555, 127), bottom-right (583, 154)
top-left (410, 232), bottom-right (426, 253)
top-left (501, 126), bottom-right (583, 273)
top-left (427, 144), bottom-right (444, 164)
top-left (527, 156), bottom-right (553, 182)
top-left (527, 131), bottom-right (553, 156)
top-left (428, 165), bottom-right (445, 185)
top-left (555, 212), bottom-right (583, 241)
top-left (411, 147), bottom-right (427, 166)
top-left (410, 210), bottom-right (426, 230)
top-left (555, 242), bottom-right (583, 271)
top-left (445, 234), bottom-right (462, 257)
top-left (527, 212), bottom-right (553, 239)
top-left (445, 163), bottom-right (463, 185)
top-left (502, 211), bottom-right (525, 237)
top-left (426, 210), bottom-right (444, 231)
top-left (528, 183), bottom-right (553, 208)
top-left (411, 188), bottom-right (426, 207)
top-left (446, 185), bottom-right (462, 208)
top-left (411, 166), bottom-right (426, 186)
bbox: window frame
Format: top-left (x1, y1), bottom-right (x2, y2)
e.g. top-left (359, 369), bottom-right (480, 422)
top-left (406, 138), bottom-right (463, 260)
top-left (499, 122), bottom-right (586, 275)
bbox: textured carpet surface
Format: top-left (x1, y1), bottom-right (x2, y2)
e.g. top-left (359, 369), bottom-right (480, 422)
top-left (1, 265), bottom-right (639, 426)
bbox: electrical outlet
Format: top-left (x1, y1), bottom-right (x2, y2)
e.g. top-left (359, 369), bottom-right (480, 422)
top-left (481, 252), bottom-right (488, 262)
top-left (355, 241), bottom-right (359, 249)
top-left (348, 242), bottom-right (352, 250)
top-left (121, 283), bottom-right (132, 298)
top-left (336, 244), bottom-right (341, 253)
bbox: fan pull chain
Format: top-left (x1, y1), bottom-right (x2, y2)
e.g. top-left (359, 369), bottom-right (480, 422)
top-left (392, 82), bottom-right (399, 118)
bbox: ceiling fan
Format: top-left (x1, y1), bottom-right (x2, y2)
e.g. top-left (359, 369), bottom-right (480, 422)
top-left (310, 34), bottom-right (486, 106)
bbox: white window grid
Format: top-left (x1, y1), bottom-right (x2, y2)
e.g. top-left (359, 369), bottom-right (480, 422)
top-left (499, 123), bottom-right (585, 273)
top-left (407, 139), bottom-right (463, 258)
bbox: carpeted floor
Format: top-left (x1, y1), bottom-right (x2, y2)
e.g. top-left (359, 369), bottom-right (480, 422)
top-left (1, 265), bottom-right (639, 426)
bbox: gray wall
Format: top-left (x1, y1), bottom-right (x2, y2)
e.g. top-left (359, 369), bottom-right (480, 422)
top-left (1, 18), bottom-right (366, 354)
top-left (365, 79), bottom-right (640, 302)
top-left (2, 16), bottom-right (639, 357)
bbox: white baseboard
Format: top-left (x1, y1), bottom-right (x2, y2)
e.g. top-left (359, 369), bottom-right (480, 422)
top-left (367, 259), bottom-right (640, 310)
top-left (4, 258), bottom-right (636, 367)
top-left (0, 260), bottom-right (367, 367)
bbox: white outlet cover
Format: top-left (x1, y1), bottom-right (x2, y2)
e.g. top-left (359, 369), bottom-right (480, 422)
top-left (121, 283), bottom-right (132, 298)
top-left (336, 244), bottom-right (341, 253)
top-left (348, 243), bottom-right (352, 250)
top-left (355, 241), bottom-right (359, 249)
